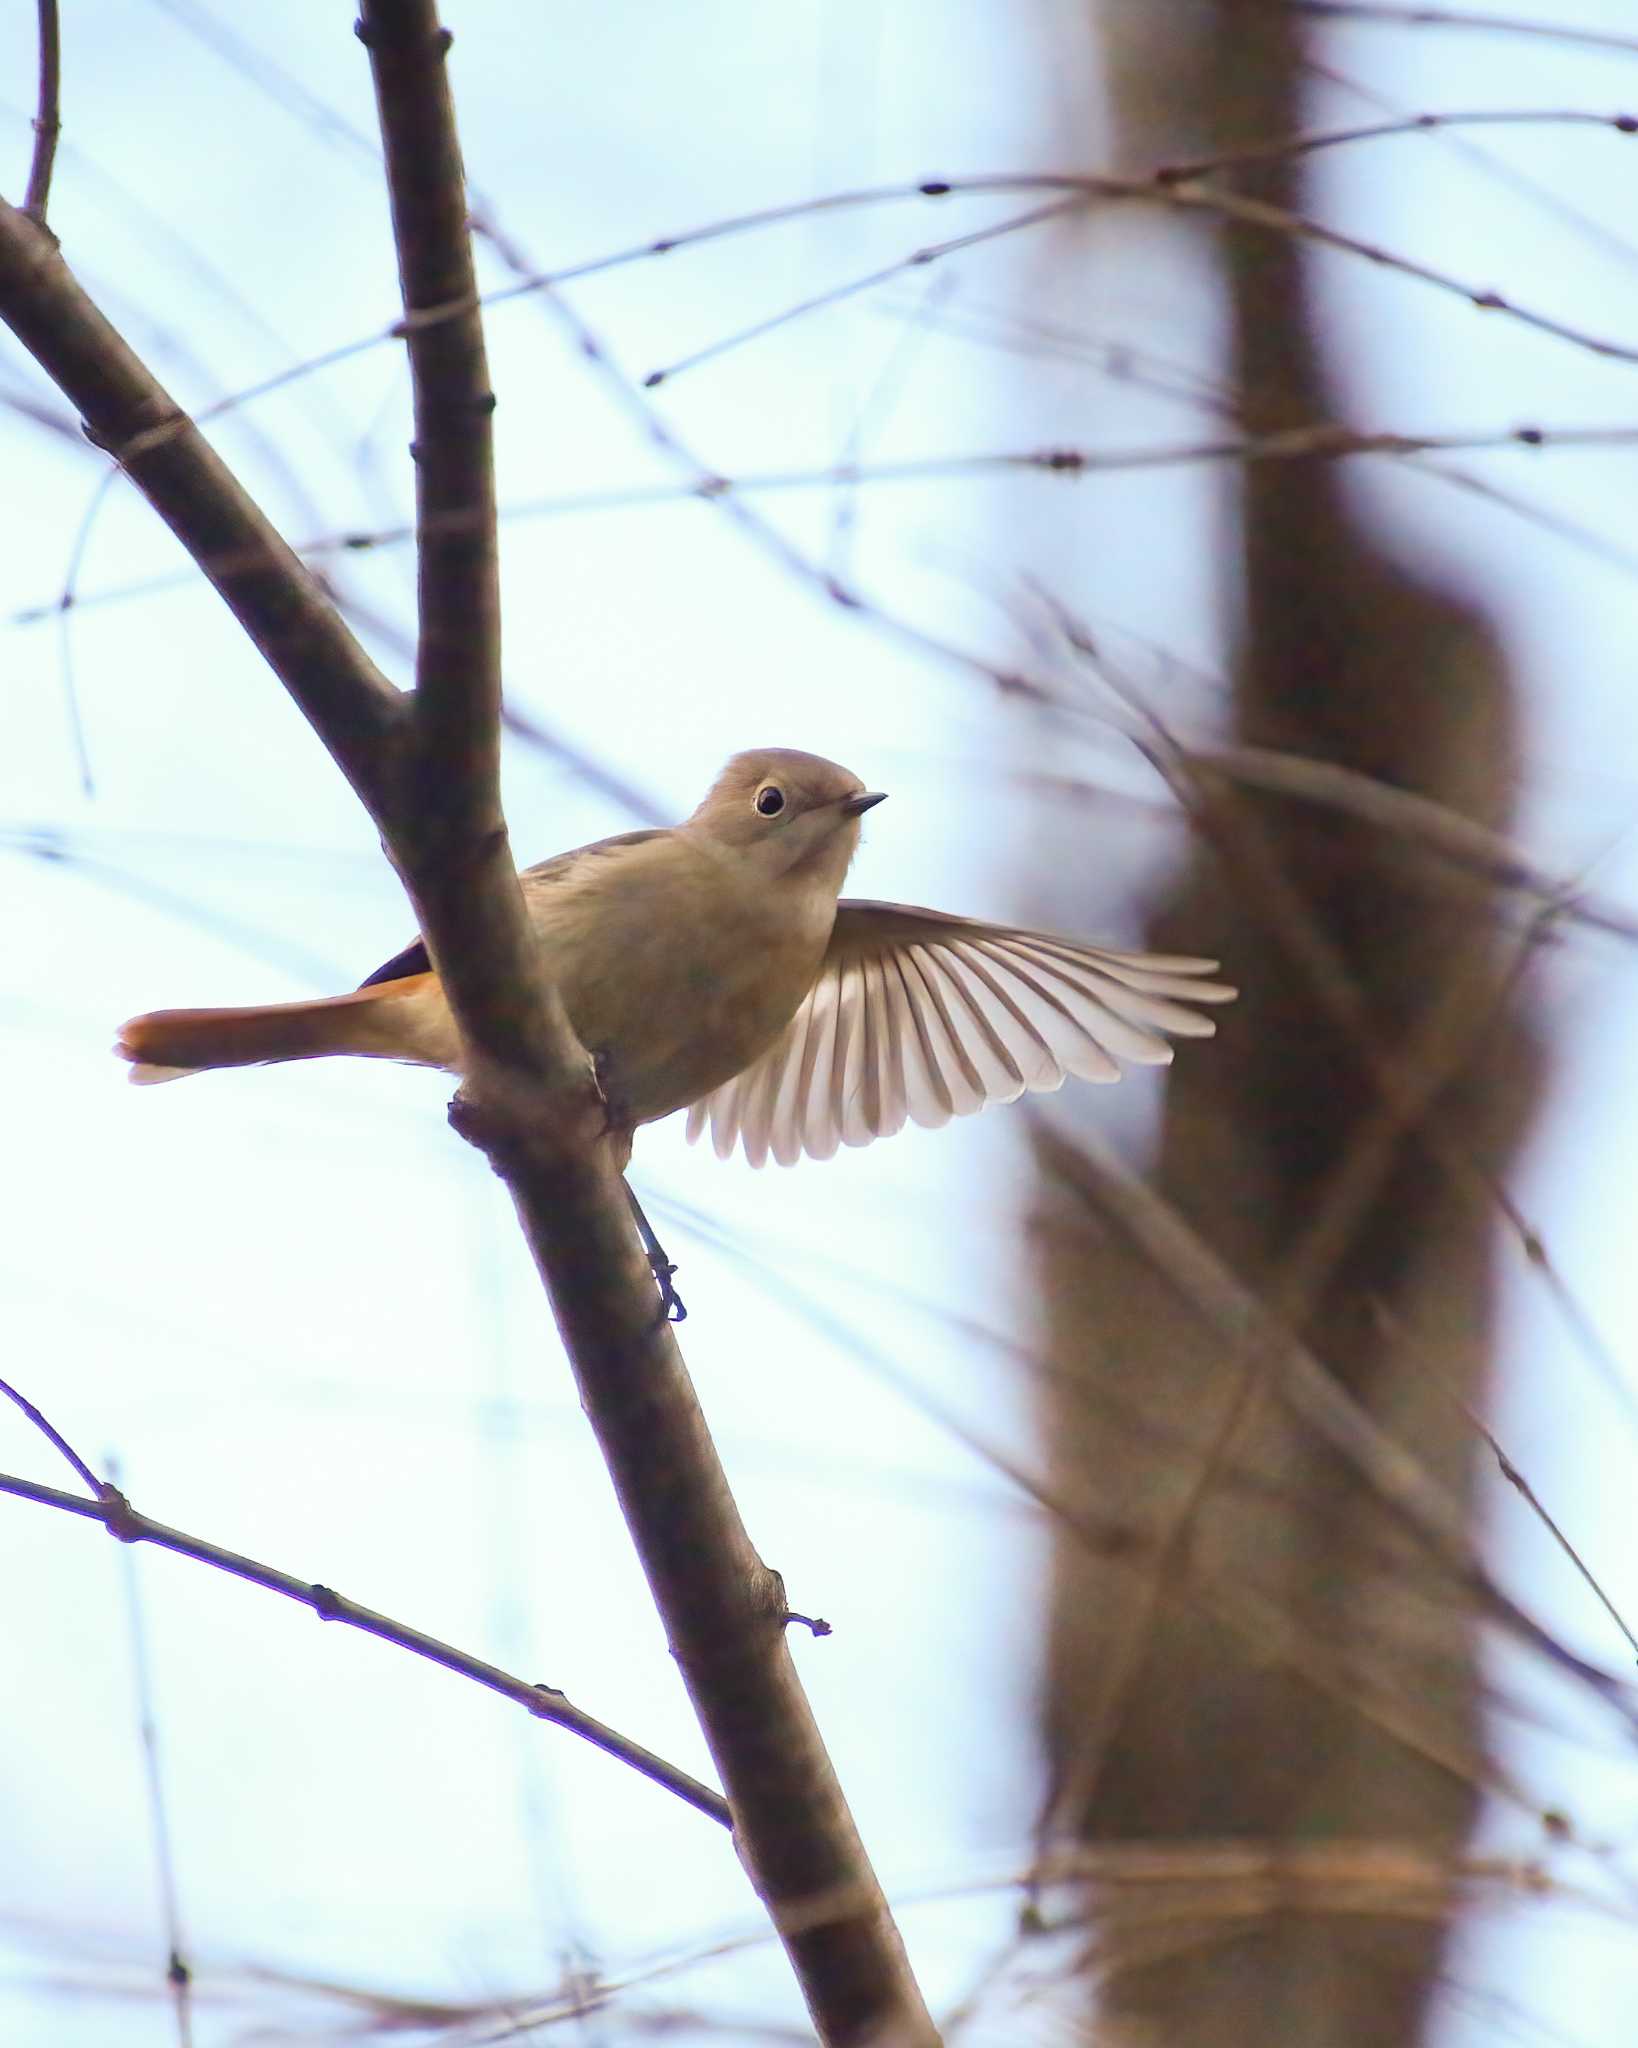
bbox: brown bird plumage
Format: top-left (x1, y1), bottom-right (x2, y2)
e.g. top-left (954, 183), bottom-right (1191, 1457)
top-left (118, 748), bottom-right (1235, 1165)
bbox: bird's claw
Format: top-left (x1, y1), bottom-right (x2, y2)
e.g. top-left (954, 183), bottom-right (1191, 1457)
top-left (652, 1257), bottom-right (687, 1324)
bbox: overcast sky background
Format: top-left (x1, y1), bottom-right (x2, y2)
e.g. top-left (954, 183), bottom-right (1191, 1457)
top-left (3, 4), bottom-right (1638, 2043)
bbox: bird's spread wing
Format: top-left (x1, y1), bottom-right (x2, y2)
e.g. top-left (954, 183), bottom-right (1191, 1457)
top-left (685, 900), bottom-right (1236, 1167)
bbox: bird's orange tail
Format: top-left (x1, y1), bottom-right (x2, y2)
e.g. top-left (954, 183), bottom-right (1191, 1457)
top-left (116, 973), bottom-right (450, 1083)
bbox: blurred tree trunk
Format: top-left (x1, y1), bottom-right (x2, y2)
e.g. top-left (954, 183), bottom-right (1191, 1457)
top-left (1031, 9), bottom-right (1539, 2044)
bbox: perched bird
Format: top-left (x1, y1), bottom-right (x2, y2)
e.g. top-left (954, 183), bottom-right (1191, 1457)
top-left (119, 747), bottom-right (1234, 1162)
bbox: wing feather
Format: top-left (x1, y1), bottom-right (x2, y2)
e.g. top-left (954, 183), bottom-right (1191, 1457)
top-left (802, 958), bottom-right (844, 1161)
top-left (905, 945), bottom-right (988, 1116)
top-left (890, 950), bottom-right (957, 1128)
top-left (684, 901), bottom-right (1236, 1166)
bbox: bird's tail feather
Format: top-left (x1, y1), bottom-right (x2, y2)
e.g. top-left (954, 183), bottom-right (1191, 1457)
top-left (115, 974), bottom-right (448, 1083)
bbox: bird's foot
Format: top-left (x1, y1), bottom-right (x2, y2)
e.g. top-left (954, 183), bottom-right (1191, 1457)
top-left (627, 1184), bottom-right (686, 1323)
top-left (650, 1253), bottom-right (687, 1325)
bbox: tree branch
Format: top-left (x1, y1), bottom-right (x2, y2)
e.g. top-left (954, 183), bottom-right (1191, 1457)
top-left (349, 23), bottom-right (936, 2042)
top-left (24, 0), bottom-right (60, 224)
top-left (0, 204), bottom-right (406, 809)
top-left (354, 0), bottom-right (570, 1096)
top-left (0, 13), bottom-right (938, 2039)
top-left (0, 1465), bottom-right (732, 1828)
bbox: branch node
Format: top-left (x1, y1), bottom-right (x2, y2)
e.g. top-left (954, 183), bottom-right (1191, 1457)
top-left (448, 1077), bottom-right (603, 1176)
top-left (310, 1582), bottom-right (344, 1620)
top-left (785, 1610), bottom-right (833, 1639)
top-left (98, 1484), bottom-right (142, 1543)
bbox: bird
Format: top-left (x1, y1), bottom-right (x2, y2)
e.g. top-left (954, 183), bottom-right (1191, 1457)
top-left (118, 748), bottom-right (1234, 1311)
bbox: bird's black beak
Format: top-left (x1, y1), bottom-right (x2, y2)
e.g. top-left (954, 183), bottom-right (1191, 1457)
top-left (841, 791), bottom-right (887, 817)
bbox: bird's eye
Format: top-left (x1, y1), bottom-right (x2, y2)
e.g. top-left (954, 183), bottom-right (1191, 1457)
top-left (755, 785), bottom-right (786, 817)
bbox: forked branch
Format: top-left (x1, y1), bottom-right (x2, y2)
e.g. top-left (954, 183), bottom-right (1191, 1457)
top-left (0, 8), bottom-right (936, 2039)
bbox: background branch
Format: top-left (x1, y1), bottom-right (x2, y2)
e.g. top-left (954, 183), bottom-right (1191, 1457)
top-left (0, 1465), bottom-right (731, 1827)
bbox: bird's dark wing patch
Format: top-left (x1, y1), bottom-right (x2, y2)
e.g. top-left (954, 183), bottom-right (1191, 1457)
top-left (359, 938), bottom-right (431, 989)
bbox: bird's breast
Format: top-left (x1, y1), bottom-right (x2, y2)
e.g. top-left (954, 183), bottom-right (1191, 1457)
top-left (527, 846), bottom-right (830, 1127)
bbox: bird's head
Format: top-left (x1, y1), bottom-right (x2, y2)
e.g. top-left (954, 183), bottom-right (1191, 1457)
top-left (686, 748), bottom-right (886, 889)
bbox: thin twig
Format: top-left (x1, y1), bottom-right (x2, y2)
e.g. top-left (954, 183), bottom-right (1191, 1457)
top-left (0, 204), bottom-right (406, 808)
top-left (1372, 1305), bottom-right (1638, 1666)
top-left (85, 111), bottom-right (1638, 476)
top-left (109, 1457), bottom-right (195, 2048)
top-left (1288, 3), bottom-right (1638, 59)
top-left (1205, 745), bottom-right (1638, 948)
top-left (0, 1368), bottom-right (103, 1498)
top-left (641, 196), bottom-right (1082, 389)
top-left (1475, 1420), bottom-right (1638, 1665)
top-left (1302, 52), bottom-right (1638, 283)
top-left (1159, 107), bottom-right (1638, 182)
top-left (23, 0), bottom-right (61, 225)
top-left (22, 413), bottom-right (1638, 668)
top-left (0, 1465), bottom-right (731, 1825)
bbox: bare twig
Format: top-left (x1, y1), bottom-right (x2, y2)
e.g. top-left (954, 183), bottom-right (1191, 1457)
top-left (1205, 745), bottom-right (1638, 948)
top-left (1158, 107), bottom-right (1638, 182)
top-left (1371, 1305), bottom-right (1638, 1666)
top-left (22, 414), bottom-right (1638, 703)
top-left (1288, 3), bottom-right (1638, 59)
top-left (641, 195), bottom-right (1082, 388)
top-left (24, 0), bottom-right (61, 224)
top-left (72, 109), bottom-right (1638, 484)
top-left (109, 1457), bottom-right (195, 2048)
top-left (0, 209), bottom-right (406, 805)
top-left (0, 1368), bottom-right (103, 1498)
top-left (0, 1465), bottom-right (731, 1826)
top-left (1476, 1428), bottom-right (1638, 1664)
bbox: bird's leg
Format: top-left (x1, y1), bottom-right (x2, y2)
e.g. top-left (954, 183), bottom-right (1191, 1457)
top-left (626, 1184), bottom-right (686, 1324)
top-left (588, 1048), bottom-right (685, 1321)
